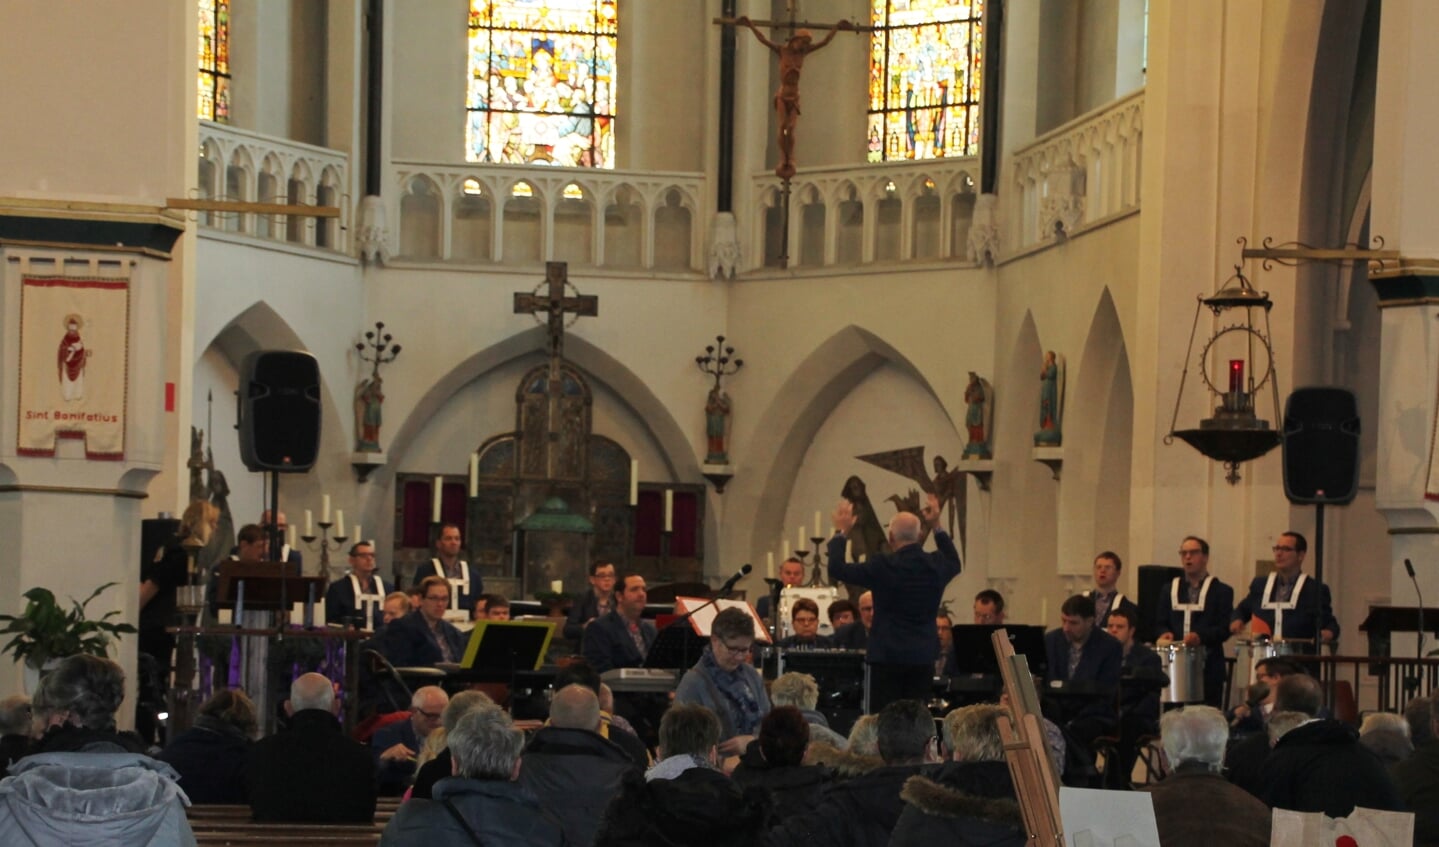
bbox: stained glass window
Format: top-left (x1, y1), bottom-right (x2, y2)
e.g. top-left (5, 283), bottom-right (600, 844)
top-left (198, 0), bottom-right (231, 122)
top-left (467, 1), bottom-right (617, 168)
top-left (868, 0), bottom-right (984, 162)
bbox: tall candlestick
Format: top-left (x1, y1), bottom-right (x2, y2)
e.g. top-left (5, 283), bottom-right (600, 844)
top-left (335, 510), bottom-right (345, 538)
top-left (629, 460), bottom-right (639, 506)
top-left (797, 526), bottom-right (806, 550)
top-left (767, 552), bottom-right (775, 578)
top-left (814, 511), bottom-right (822, 537)
top-left (469, 454), bottom-right (479, 498)
top-left (432, 476), bottom-right (443, 523)
top-left (782, 539), bottom-right (790, 559)
top-left (1040, 597), bottom-right (1049, 624)
top-left (663, 490), bottom-right (674, 532)
top-left (304, 510), bottom-right (313, 536)
top-left (321, 495), bottom-right (331, 524)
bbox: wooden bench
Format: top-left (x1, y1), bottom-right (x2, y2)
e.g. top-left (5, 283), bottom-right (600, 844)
top-left (187, 800), bottom-right (402, 846)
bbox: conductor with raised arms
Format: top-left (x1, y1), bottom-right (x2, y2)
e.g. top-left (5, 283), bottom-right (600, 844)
top-left (828, 492), bottom-right (961, 711)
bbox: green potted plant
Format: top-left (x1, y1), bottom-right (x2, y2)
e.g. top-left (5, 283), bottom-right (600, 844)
top-left (0, 583), bottom-right (137, 682)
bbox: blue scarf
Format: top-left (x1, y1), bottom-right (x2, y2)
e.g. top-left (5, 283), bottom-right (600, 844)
top-left (699, 646), bottom-right (762, 736)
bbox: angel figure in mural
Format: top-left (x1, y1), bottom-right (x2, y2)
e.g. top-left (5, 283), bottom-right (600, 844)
top-left (854, 446), bottom-right (968, 550)
top-left (962, 372), bottom-right (994, 459)
top-left (840, 475), bottom-right (890, 560)
top-left (57, 313), bottom-right (90, 402)
top-left (1034, 351), bottom-right (1066, 446)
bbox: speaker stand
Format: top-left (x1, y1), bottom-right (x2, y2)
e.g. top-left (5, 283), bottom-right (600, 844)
top-left (266, 469), bottom-right (288, 643)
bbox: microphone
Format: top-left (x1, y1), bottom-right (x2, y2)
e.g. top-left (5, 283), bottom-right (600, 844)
top-left (718, 564), bottom-right (753, 596)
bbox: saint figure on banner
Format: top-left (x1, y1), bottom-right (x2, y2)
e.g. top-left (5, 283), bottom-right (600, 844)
top-left (57, 313), bottom-right (90, 401)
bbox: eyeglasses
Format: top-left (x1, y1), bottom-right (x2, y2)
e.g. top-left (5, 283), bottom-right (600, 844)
top-left (352, 552), bottom-right (376, 558)
top-left (1272, 545), bottom-right (1296, 553)
top-left (414, 708), bottom-right (443, 721)
top-left (1179, 548), bottom-right (1204, 557)
top-left (423, 594), bottom-right (450, 603)
top-left (718, 640), bottom-right (752, 655)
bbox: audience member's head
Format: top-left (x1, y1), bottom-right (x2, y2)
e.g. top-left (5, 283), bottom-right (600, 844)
top-left (1059, 594), bottom-right (1097, 643)
top-left (0, 695), bottom-right (32, 738)
top-left (1404, 694), bottom-right (1435, 747)
top-left (411, 686), bottom-right (450, 738)
top-left (441, 689), bottom-right (495, 734)
top-left (553, 661), bottom-right (603, 696)
top-left (1159, 705), bottom-right (1228, 772)
top-left (941, 703), bottom-right (1006, 762)
top-left (449, 705), bottom-right (523, 781)
top-left (481, 593), bottom-right (511, 620)
top-left (1359, 711), bottom-right (1414, 765)
top-left (827, 599), bottom-right (857, 628)
top-left (286, 672), bottom-right (335, 715)
top-left (1273, 673), bottom-right (1322, 716)
top-left (418, 576), bottom-right (452, 623)
top-left (550, 684), bottom-right (602, 732)
top-left (198, 688), bottom-right (259, 738)
top-left (33, 654), bottom-right (125, 732)
top-left (382, 591), bottom-right (410, 625)
top-left (770, 672), bottom-right (820, 711)
top-left (658, 704), bottom-right (721, 762)
top-left (847, 714), bottom-right (880, 757)
top-left (758, 706), bottom-right (810, 767)
top-left (876, 699), bottom-right (938, 766)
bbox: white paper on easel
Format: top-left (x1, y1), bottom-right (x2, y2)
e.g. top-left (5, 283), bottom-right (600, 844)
top-left (1269, 807), bottom-right (1413, 847)
top-left (1059, 787), bottom-right (1160, 847)
top-left (674, 596), bottom-right (773, 643)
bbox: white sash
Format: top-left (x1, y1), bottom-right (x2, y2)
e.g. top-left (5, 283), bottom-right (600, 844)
top-left (1260, 572), bottom-right (1308, 637)
top-left (1086, 589), bottom-right (1128, 619)
top-left (433, 558), bottom-right (470, 621)
top-left (349, 573), bottom-right (385, 627)
top-left (1171, 576), bottom-right (1214, 635)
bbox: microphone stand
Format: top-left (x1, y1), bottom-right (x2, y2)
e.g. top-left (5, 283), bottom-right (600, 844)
top-left (1405, 558), bottom-right (1424, 698)
top-left (656, 566), bottom-right (750, 673)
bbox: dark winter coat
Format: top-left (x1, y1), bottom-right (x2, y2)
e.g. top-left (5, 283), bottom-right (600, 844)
top-left (519, 726), bottom-right (638, 847)
top-left (889, 760), bottom-right (1026, 847)
top-left (594, 765), bottom-right (769, 847)
top-left (1258, 718), bottom-right (1404, 817)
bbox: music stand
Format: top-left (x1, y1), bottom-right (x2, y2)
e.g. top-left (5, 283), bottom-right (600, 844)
top-left (460, 620), bottom-right (555, 672)
top-left (950, 624), bottom-right (1048, 676)
top-left (645, 620), bottom-right (709, 670)
top-left (215, 560), bottom-right (324, 628)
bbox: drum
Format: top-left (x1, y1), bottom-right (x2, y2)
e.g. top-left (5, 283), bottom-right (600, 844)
top-left (1159, 644), bottom-right (1205, 704)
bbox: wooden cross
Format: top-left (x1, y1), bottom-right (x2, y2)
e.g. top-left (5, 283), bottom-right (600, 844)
top-left (513, 261), bottom-right (598, 382)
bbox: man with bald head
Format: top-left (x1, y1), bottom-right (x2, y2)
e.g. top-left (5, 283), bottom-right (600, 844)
top-left (520, 684), bottom-right (637, 846)
top-left (373, 685), bottom-right (449, 795)
top-left (245, 673), bottom-right (375, 822)
top-left (830, 492), bottom-right (961, 711)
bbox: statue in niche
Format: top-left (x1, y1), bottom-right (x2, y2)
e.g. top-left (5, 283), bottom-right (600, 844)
top-left (354, 375), bottom-right (384, 453)
top-left (1034, 351), bottom-right (1066, 446)
top-left (705, 386), bottom-right (732, 464)
top-left (962, 372), bottom-right (994, 459)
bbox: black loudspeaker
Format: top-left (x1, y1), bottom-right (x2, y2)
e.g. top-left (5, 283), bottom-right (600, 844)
top-left (1283, 387), bottom-right (1360, 505)
top-left (1136, 564), bottom-right (1183, 644)
top-left (238, 350), bottom-right (321, 472)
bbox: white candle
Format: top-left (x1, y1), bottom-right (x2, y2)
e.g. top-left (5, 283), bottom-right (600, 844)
top-left (846, 539), bottom-right (853, 561)
top-left (814, 511), bottom-right (822, 537)
top-left (663, 490), bottom-right (674, 532)
top-left (629, 460), bottom-right (639, 506)
top-left (857, 554), bottom-right (866, 563)
top-left (469, 454), bottom-right (479, 498)
top-left (304, 510), bottom-right (313, 537)
top-left (335, 510), bottom-right (345, 538)
top-left (798, 526), bottom-right (806, 550)
top-left (287, 524), bottom-right (296, 550)
top-left (353, 524), bottom-right (362, 545)
top-left (432, 476), bottom-right (443, 523)
top-left (782, 539), bottom-right (790, 559)
top-left (1040, 597), bottom-right (1049, 625)
top-left (551, 579), bottom-right (564, 594)
top-left (767, 552), bottom-right (775, 578)
top-left (321, 495), bottom-right (331, 524)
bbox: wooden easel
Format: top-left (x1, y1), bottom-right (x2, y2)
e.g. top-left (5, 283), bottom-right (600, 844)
top-left (992, 628), bottom-right (1064, 847)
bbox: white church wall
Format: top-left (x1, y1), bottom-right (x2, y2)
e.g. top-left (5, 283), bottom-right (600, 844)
top-left (391, 1), bottom-right (468, 164)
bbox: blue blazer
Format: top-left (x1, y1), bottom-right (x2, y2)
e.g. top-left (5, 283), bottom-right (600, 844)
top-left (827, 529), bottom-right (962, 665)
top-left (324, 574), bottom-right (388, 630)
top-left (1154, 576), bottom-right (1235, 659)
top-left (1043, 627), bottom-right (1123, 725)
top-left (371, 610), bottom-right (466, 668)
top-left (1234, 575), bottom-right (1340, 641)
top-left (581, 610), bottom-right (657, 673)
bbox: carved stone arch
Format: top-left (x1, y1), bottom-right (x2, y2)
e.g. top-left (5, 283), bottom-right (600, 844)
top-left (989, 312), bottom-right (1054, 598)
top-left (399, 173), bottom-right (443, 259)
top-left (653, 185), bottom-right (694, 270)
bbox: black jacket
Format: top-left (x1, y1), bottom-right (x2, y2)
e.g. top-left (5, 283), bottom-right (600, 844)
top-left (889, 761), bottom-right (1026, 847)
top-left (730, 742), bottom-right (832, 827)
top-left (1394, 739), bottom-right (1439, 845)
top-left (244, 708), bottom-right (376, 822)
top-left (763, 762), bottom-right (936, 847)
top-left (595, 766), bottom-right (770, 847)
top-left (379, 776), bottom-right (564, 847)
top-left (519, 727), bottom-right (638, 847)
top-left (581, 610), bottom-right (657, 673)
top-left (1259, 718), bottom-right (1404, 817)
top-left (827, 531), bottom-right (961, 665)
top-left (155, 716), bottom-right (251, 804)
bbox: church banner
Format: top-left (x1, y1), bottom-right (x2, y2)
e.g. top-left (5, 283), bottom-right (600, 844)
top-left (17, 275), bottom-right (130, 459)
